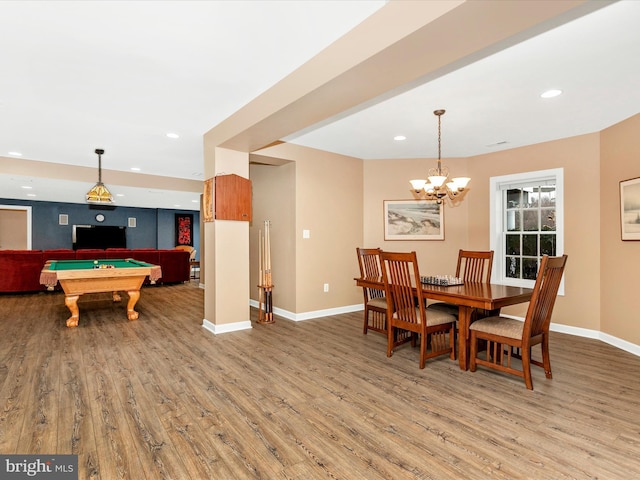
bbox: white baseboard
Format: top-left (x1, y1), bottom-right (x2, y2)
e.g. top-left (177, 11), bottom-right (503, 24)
top-left (491, 313), bottom-right (640, 357)
top-left (248, 299), bottom-right (362, 321)
top-left (243, 301), bottom-right (640, 356)
top-left (202, 318), bottom-right (252, 334)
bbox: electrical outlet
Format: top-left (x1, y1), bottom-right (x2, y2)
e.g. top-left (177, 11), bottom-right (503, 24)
top-left (323, 283), bottom-right (329, 293)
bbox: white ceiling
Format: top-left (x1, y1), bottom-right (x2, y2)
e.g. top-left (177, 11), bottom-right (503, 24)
top-left (1, 1), bottom-right (639, 210)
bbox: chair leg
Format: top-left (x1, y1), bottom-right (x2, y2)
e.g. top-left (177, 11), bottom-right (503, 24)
top-left (522, 346), bottom-right (534, 390)
top-left (449, 325), bottom-right (456, 360)
top-left (469, 331), bottom-right (477, 371)
top-left (419, 333), bottom-right (427, 369)
top-left (363, 307), bottom-right (369, 334)
top-left (541, 334), bottom-right (552, 379)
top-left (387, 326), bottom-right (394, 358)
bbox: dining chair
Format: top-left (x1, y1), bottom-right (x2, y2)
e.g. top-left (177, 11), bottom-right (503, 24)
top-left (428, 249), bottom-right (494, 317)
top-left (356, 248), bottom-right (387, 335)
top-left (380, 251), bottom-right (456, 369)
top-left (469, 254), bottom-right (568, 390)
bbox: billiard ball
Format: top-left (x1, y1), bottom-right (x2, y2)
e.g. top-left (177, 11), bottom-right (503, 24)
top-left (93, 260), bottom-right (98, 265)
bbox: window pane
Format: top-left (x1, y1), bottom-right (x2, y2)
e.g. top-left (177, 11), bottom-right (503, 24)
top-left (540, 234), bottom-right (556, 255)
top-left (541, 208), bottom-right (556, 231)
top-left (523, 234), bottom-right (538, 256)
top-left (506, 210), bottom-right (521, 231)
top-left (540, 187), bottom-right (556, 207)
top-left (523, 210), bottom-right (539, 231)
top-left (506, 256), bottom-right (520, 278)
top-left (506, 189), bottom-right (522, 208)
top-left (506, 234), bottom-right (520, 255)
top-left (525, 187), bottom-right (539, 208)
top-left (523, 258), bottom-right (539, 280)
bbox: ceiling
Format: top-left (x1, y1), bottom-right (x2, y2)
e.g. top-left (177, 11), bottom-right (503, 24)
top-left (1, 1), bottom-right (639, 210)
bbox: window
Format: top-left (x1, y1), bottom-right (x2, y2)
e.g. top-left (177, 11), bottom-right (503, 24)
top-left (490, 168), bottom-right (564, 293)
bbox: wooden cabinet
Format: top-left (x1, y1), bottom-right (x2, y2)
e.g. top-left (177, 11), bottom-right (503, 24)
top-left (204, 174), bottom-right (251, 222)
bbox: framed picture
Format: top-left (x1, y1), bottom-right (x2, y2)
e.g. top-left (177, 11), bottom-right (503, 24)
top-left (620, 176), bottom-right (640, 241)
top-left (175, 213), bottom-right (194, 246)
top-left (383, 200), bottom-right (444, 241)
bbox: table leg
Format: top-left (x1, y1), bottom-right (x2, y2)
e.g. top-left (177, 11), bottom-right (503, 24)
top-left (126, 290), bottom-right (140, 321)
top-left (64, 295), bottom-right (80, 328)
top-left (457, 305), bottom-right (474, 370)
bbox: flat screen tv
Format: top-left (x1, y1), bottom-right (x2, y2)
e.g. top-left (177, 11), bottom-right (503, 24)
top-left (72, 225), bottom-right (127, 250)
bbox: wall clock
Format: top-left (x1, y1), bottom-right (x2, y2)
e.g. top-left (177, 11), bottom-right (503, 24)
top-left (95, 213), bottom-right (105, 223)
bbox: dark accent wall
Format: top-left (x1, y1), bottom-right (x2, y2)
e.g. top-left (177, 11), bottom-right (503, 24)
top-left (0, 198), bottom-right (200, 259)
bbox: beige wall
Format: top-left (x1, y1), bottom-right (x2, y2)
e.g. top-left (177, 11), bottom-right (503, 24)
top-left (467, 133), bottom-right (602, 328)
top-left (600, 113), bottom-right (640, 345)
top-left (249, 162), bottom-right (297, 312)
top-left (254, 143), bottom-right (363, 315)
top-left (363, 157), bottom-right (470, 276)
top-left (362, 133), bottom-right (604, 333)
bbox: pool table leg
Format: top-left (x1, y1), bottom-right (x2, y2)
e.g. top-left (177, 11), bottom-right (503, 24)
top-left (64, 295), bottom-right (80, 328)
top-left (126, 290), bottom-right (140, 320)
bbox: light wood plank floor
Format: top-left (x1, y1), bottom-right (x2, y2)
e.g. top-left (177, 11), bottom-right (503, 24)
top-left (1, 282), bottom-right (639, 479)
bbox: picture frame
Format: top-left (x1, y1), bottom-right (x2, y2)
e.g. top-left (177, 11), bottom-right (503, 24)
top-left (620, 176), bottom-right (640, 241)
top-left (383, 200), bottom-right (444, 241)
top-left (175, 213), bottom-right (194, 246)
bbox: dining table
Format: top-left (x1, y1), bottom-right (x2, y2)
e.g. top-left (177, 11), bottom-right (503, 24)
top-left (355, 276), bottom-right (533, 370)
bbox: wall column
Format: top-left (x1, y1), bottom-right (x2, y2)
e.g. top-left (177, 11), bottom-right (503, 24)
top-left (202, 147), bottom-right (251, 333)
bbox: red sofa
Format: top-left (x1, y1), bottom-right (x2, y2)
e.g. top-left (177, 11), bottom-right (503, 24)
top-left (0, 248), bottom-right (191, 293)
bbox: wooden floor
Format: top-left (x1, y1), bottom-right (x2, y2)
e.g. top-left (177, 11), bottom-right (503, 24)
top-left (1, 281), bottom-right (640, 479)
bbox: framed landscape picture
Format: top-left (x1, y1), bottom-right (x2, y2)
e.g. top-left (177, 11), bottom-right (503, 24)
top-left (383, 200), bottom-right (444, 241)
top-left (620, 176), bottom-right (640, 241)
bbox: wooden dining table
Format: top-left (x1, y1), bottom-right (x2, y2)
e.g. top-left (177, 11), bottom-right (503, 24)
top-left (355, 276), bottom-right (533, 370)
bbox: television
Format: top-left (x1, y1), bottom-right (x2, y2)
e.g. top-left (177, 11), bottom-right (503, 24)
top-left (72, 225), bottom-right (127, 250)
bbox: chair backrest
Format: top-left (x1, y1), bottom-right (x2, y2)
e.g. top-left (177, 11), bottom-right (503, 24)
top-left (356, 248), bottom-right (384, 300)
top-left (380, 251), bottom-right (425, 326)
top-left (523, 255), bottom-right (568, 339)
top-left (456, 250), bottom-right (494, 283)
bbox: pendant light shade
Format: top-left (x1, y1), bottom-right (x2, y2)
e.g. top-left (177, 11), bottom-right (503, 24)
top-left (86, 148), bottom-right (114, 204)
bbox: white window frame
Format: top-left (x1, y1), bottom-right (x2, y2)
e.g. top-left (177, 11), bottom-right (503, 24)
top-left (490, 168), bottom-right (564, 295)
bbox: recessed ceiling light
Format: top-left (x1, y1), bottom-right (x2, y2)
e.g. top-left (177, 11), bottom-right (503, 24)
top-left (116, 193), bottom-right (125, 197)
top-left (394, 135), bottom-right (407, 141)
top-left (191, 199), bottom-right (198, 203)
top-left (21, 185), bottom-right (33, 189)
top-left (131, 167), bottom-right (141, 172)
top-left (173, 204), bottom-right (181, 207)
top-left (26, 193), bottom-right (36, 197)
top-left (540, 89), bottom-right (562, 98)
top-left (8, 151), bottom-right (22, 156)
top-left (166, 133), bottom-right (179, 139)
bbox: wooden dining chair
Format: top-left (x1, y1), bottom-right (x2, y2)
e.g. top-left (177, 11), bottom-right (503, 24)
top-left (380, 251), bottom-right (456, 369)
top-left (356, 248), bottom-right (387, 335)
top-left (428, 249), bottom-right (494, 317)
top-left (469, 254), bottom-right (568, 390)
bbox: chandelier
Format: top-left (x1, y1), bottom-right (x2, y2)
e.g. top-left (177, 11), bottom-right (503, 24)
top-left (410, 109), bottom-right (470, 204)
top-left (86, 148), bottom-right (114, 204)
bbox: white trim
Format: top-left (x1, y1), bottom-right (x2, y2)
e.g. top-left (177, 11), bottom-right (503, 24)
top-left (490, 168), bottom-right (564, 295)
top-left (0, 204), bottom-right (32, 249)
top-left (248, 299), bottom-right (363, 322)
top-left (202, 319), bottom-right (252, 334)
top-left (490, 314), bottom-right (640, 357)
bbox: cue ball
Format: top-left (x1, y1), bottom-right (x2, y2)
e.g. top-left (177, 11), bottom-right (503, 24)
top-left (93, 260), bottom-right (98, 264)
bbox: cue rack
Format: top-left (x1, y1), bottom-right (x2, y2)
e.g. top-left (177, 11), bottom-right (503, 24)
top-left (258, 220), bottom-right (275, 324)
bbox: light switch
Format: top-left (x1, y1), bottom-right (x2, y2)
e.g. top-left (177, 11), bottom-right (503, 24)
top-left (303, 229), bottom-right (310, 239)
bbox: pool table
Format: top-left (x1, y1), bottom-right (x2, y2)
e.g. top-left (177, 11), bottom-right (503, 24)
top-left (40, 258), bottom-right (162, 327)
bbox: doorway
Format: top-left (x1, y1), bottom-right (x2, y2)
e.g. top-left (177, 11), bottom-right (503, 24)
top-left (0, 205), bottom-right (32, 249)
